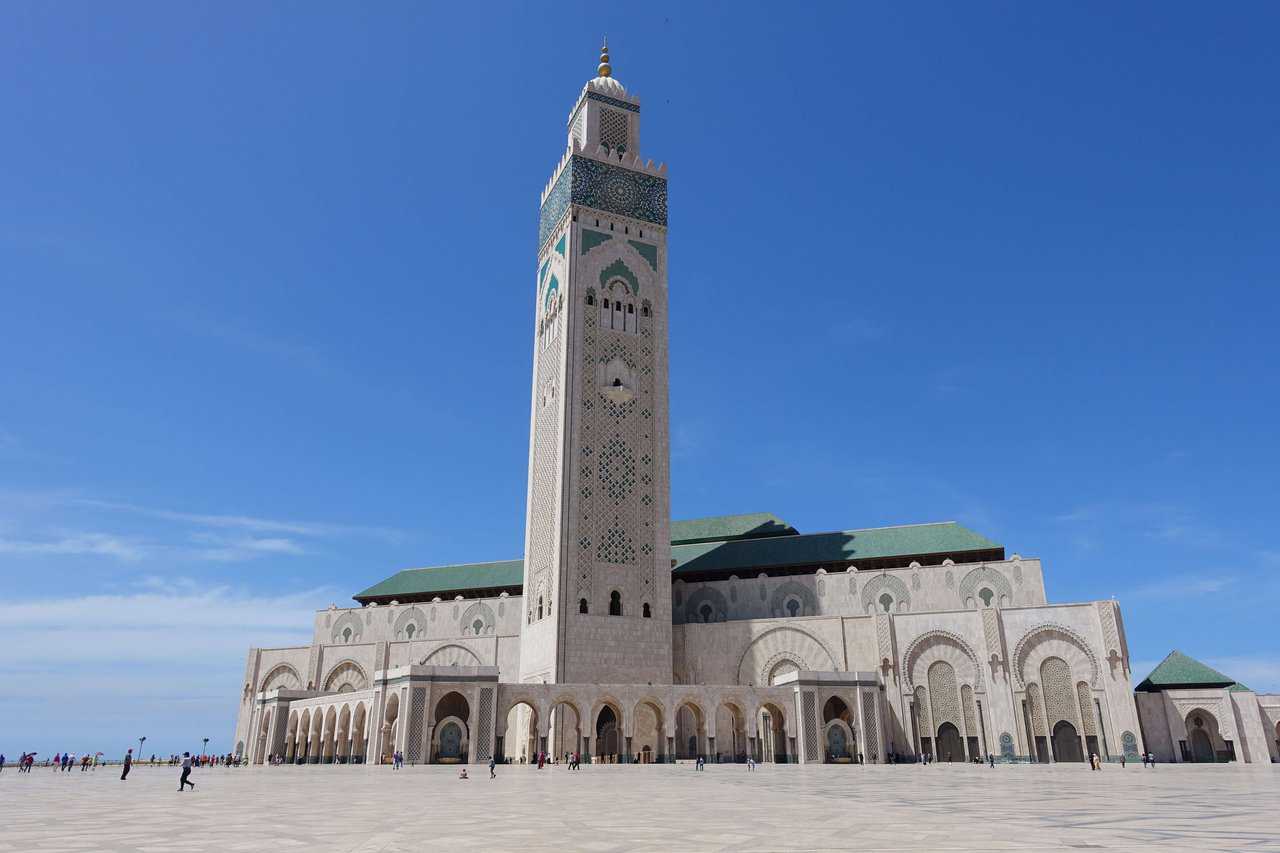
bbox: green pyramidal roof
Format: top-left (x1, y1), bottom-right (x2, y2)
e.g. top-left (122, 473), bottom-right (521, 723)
top-left (354, 516), bottom-right (1004, 604)
top-left (1135, 650), bottom-right (1250, 692)
top-left (670, 513), bottom-right (798, 545)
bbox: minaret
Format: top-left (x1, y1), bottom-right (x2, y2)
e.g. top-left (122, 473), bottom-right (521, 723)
top-left (519, 43), bottom-right (672, 685)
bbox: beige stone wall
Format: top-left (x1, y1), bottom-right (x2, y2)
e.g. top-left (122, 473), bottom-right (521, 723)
top-left (672, 558), bottom-right (1044, 625)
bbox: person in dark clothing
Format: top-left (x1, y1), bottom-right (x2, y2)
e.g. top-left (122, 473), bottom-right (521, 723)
top-left (121, 749), bottom-right (133, 781)
top-left (178, 752), bottom-right (195, 791)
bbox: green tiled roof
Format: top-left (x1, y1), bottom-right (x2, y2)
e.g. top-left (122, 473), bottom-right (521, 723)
top-left (672, 521), bottom-right (1001, 576)
top-left (670, 512), bottom-right (798, 545)
top-left (1135, 650), bottom-right (1249, 692)
top-left (355, 559), bottom-right (523, 602)
top-left (353, 518), bottom-right (1003, 603)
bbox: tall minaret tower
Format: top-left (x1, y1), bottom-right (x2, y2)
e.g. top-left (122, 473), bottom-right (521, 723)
top-left (519, 43), bottom-right (672, 685)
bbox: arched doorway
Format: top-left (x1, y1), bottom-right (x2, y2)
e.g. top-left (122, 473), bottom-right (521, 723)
top-left (1052, 721), bottom-right (1084, 762)
top-left (502, 700), bottom-right (539, 763)
top-left (380, 693), bottom-right (399, 764)
top-left (596, 705), bottom-right (620, 760)
top-left (1189, 728), bottom-right (1213, 763)
top-left (351, 704), bottom-right (368, 763)
top-left (633, 700), bottom-right (664, 762)
top-left (675, 702), bottom-right (706, 759)
top-left (434, 691), bottom-right (471, 764)
top-left (822, 696), bottom-right (855, 762)
top-left (936, 722), bottom-right (964, 762)
top-left (550, 700), bottom-right (581, 761)
top-left (759, 702), bottom-right (788, 763)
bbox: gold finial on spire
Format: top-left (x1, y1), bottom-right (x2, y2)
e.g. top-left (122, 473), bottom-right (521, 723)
top-left (597, 38), bottom-right (612, 78)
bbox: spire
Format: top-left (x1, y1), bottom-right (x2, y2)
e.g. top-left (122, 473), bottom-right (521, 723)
top-left (597, 38), bottom-right (612, 78)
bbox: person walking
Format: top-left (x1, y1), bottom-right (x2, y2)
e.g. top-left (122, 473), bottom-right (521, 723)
top-left (489, 756), bottom-right (496, 779)
top-left (121, 749), bottom-right (133, 781)
top-left (178, 752), bottom-right (195, 791)
top-left (988, 753), bottom-right (995, 768)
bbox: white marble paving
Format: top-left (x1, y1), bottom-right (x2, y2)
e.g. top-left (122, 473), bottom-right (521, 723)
top-left (1, 762), bottom-right (1277, 852)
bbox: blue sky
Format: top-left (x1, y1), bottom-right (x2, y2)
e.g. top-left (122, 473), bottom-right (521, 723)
top-left (2, 2), bottom-right (1277, 756)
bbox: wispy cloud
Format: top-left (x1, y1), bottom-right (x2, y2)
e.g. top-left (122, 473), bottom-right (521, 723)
top-left (0, 532), bottom-right (148, 561)
top-left (1129, 573), bottom-right (1236, 599)
top-left (73, 498), bottom-right (402, 541)
top-left (0, 580), bottom-right (337, 754)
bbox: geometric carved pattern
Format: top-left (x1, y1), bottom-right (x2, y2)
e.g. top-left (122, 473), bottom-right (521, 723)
top-left (459, 601), bottom-right (496, 636)
top-left (981, 608), bottom-right (1002, 659)
top-left (329, 611), bottom-right (363, 645)
top-left (860, 691), bottom-right (879, 761)
top-left (529, 336), bottom-right (563, 609)
top-left (1040, 657), bottom-right (1077, 728)
top-left (322, 660), bottom-right (369, 693)
top-left (406, 688), bottom-right (426, 763)
top-left (914, 685), bottom-right (931, 736)
top-left (1076, 681), bottom-right (1097, 736)
top-left (861, 574), bottom-right (910, 614)
top-left (902, 630), bottom-right (985, 691)
top-left (474, 687), bottom-right (495, 762)
top-left (569, 156), bottom-right (667, 226)
top-left (1012, 624), bottom-right (1101, 688)
top-left (1026, 683), bottom-right (1046, 739)
top-left (801, 691), bottom-right (819, 762)
top-left (999, 731), bottom-right (1015, 759)
top-left (735, 626), bottom-right (838, 687)
top-left (1096, 601), bottom-right (1123, 665)
top-left (392, 607), bottom-right (428, 641)
top-left (961, 683), bottom-right (977, 736)
top-left (599, 108), bottom-right (628, 152)
top-left (769, 580), bottom-right (817, 618)
top-left (958, 565), bottom-right (1013, 608)
top-left (927, 660), bottom-right (962, 730)
top-left (259, 663), bottom-right (302, 693)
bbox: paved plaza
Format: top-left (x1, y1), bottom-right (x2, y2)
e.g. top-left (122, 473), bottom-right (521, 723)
top-left (1, 763), bottom-right (1277, 852)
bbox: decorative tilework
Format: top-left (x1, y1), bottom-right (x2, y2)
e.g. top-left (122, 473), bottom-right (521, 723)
top-left (475, 687), bottom-right (495, 762)
top-left (587, 91), bottom-right (640, 113)
top-left (554, 234), bottom-right (566, 257)
top-left (600, 258), bottom-right (639, 294)
top-left (539, 167), bottom-right (572, 250)
top-left (570, 156), bottom-right (667, 226)
top-left (627, 240), bottom-right (658, 271)
top-left (860, 691), bottom-right (879, 761)
top-left (580, 228), bottom-right (613, 255)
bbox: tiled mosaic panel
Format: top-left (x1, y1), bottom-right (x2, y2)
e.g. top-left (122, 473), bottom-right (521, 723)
top-left (587, 91), bottom-right (640, 113)
top-left (801, 691), bottom-right (819, 761)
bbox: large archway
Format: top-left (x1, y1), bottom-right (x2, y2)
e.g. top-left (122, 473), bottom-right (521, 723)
top-left (380, 693), bottom-right (399, 763)
top-left (936, 722), bottom-right (964, 763)
top-left (434, 691), bottom-right (471, 764)
top-left (502, 699), bottom-right (539, 763)
top-left (596, 704), bottom-right (621, 760)
top-left (823, 696), bottom-right (855, 762)
top-left (633, 699), bottom-right (664, 763)
top-left (716, 700), bottom-right (747, 762)
top-left (550, 699), bottom-right (582, 761)
top-left (1184, 709), bottom-right (1224, 763)
top-left (1052, 721), bottom-right (1084, 762)
top-left (675, 700), bottom-right (707, 760)
top-left (759, 702), bottom-right (788, 763)
top-left (351, 703), bottom-right (368, 763)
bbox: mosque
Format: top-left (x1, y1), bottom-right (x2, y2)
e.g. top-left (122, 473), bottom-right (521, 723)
top-left (232, 45), bottom-right (1280, 768)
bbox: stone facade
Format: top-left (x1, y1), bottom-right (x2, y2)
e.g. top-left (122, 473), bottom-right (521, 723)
top-left (230, 47), bottom-right (1276, 769)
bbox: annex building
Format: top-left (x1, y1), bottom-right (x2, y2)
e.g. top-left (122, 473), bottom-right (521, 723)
top-left (232, 46), bottom-right (1280, 769)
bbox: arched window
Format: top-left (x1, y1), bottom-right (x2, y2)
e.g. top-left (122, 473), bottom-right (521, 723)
top-left (586, 293), bottom-right (595, 306)
top-left (700, 603), bottom-right (713, 623)
top-left (627, 303), bottom-right (634, 313)
top-left (537, 597), bottom-right (543, 620)
top-left (879, 593), bottom-right (893, 613)
top-left (785, 598), bottom-right (800, 617)
top-left (641, 305), bottom-right (650, 318)
top-left (642, 602), bottom-right (651, 618)
top-left (342, 627), bottom-right (352, 643)
top-left (579, 598), bottom-right (588, 614)
top-left (609, 590), bottom-right (622, 616)
top-left (978, 587), bottom-right (994, 607)
top-left (405, 624), bottom-right (416, 640)
top-left (603, 299), bottom-right (610, 309)
top-left (472, 618), bottom-right (484, 634)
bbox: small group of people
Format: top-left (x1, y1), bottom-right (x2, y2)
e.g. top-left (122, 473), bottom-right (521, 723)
top-left (390, 750), bottom-right (404, 769)
top-left (1, 753), bottom-right (38, 773)
top-left (1141, 752), bottom-right (1157, 767)
top-left (694, 755), bottom-right (707, 770)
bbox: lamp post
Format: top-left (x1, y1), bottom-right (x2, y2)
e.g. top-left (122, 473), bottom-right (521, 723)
top-left (139, 736), bottom-right (146, 765)
top-left (202, 737), bottom-right (209, 763)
